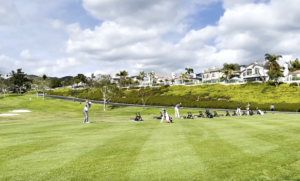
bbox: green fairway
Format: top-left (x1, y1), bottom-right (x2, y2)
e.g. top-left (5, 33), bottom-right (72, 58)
top-left (1, 95), bottom-right (300, 180)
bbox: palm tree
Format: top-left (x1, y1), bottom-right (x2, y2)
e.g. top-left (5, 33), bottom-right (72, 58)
top-left (179, 73), bottom-right (189, 84)
top-left (185, 68), bottom-right (194, 75)
top-left (265, 53), bottom-right (282, 71)
top-left (139, 71), bottom-right (147, 81)
top-left (221, 63), bottom-right (238, 81)
top-left (288, 58), bottom-right (300, 72)
top-left (148, 71), bottom-right (155, 83)
top-left (265, 53), bottom-right (283, 86)
top-left (115, 70), bottom-right (128, 86)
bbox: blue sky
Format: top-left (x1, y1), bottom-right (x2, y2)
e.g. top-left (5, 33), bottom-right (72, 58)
top-left (0, 0), bottom-right (300, 77)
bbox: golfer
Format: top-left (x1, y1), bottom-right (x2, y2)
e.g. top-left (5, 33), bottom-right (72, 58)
top-left (270, 104), bottom-right (274, 114)
top-left (175, 103), bottom-right (181, 118)
top-left (246, 103), bottom-right (250, 115)
top-left (237, 103), bottom-right (241, 116)
top-left (83, 100), bottom-right (92, 123)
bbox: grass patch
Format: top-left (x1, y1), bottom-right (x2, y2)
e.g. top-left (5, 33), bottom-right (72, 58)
top-left (1, 95), bottom-right (300, 180)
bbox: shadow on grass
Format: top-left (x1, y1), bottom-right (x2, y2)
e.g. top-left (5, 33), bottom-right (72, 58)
top-left (109, 105), bottom-right (126, 110)
top-left (1, 94), bottom-right (23, 97)
top-left (0, 94), bottom-right (23, 99)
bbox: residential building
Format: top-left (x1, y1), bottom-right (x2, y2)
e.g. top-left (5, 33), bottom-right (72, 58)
top-left (240, 62), bottom-right (269, 82)
top-left (202, 66), bottom-right (224, 83)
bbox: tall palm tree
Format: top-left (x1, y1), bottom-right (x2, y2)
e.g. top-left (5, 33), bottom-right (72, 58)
top-left (221, 63), bottom-right (238, 81)
top-left (148, 71), bottom-right (155, 83)
top-left (185, 68), bottom-right (194, 75)
top-left (115, 70), bottom-right (128, 85)
top-left (138, 71), bottom-right (147, 82)
top-left (265, 53), bottom-right (282, 71)
top-left (265, 53), bottom-right (283, 86)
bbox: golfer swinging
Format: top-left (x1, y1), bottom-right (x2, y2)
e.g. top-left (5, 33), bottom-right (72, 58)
top-left (175, 103), bottom-right (181, 118)
top-left (83, 100), bottom-right (92, 123)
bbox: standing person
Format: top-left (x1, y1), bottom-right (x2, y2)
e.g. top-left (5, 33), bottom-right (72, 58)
top-left (161, 110), bottom-right (172, 123)
top-left (175, 103), bottom-right (181, 118)
top-left (83, 100), bottom-right (92, 123)
top-left (246, 103), bottom-right (250, 115)
top-left (270, 104), bottom-right (274, 114)
top-left (237, 103), bottom-right (241, 116)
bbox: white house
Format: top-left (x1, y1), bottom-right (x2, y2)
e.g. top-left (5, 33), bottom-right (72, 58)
top-left (202, 66), bottom-right (224, 83)
top-left (240, 62), bottom-right (269, 82)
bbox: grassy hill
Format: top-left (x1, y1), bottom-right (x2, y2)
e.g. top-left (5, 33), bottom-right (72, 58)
top-left (37, 82), bottom-right (300, 112)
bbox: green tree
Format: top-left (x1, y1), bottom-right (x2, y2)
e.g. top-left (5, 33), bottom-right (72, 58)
top-left (40, 75), bottom-right (51, 100)
top-left (75, 74), bottom-right (87, 87)
top-left (185, 68), bottom-right (194, 74)
top-left (265, 53), bottom-right (283, 87)
top-left (138, 71), bottom-right (147, 82)
top-left (8, 69), bottom-right (31, 94)
top-left (221, 63), bottom-right (238, 81)
top-left (50, 78), bottom-right (62, 88)
top-left (32, 77), bottom-right (42, 98)
top-left (95, 74), bottom-right (121, 111)
top-left (148, 71), bottom-right (155, 84)
top-left (289, 58), bottom-right (300, 72)
top-left (87, 73), bottom-right (96, 93)
top-left (0, 73), bottom-right (8, 97)
top-left (115, 70), bottom-right (128, 86)
top-left (139, 86), bottom-right (153, 110)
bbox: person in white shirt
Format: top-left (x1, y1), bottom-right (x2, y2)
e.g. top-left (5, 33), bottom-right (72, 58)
top-left (161, 110), bottom-right (172, 123)
top-left (83, 100), bottom-right (92, 123)
top-left (175, 103), bottom-right (181, 118)
top-left (246, 103), bottom-right (250, 115)
top-left (237, 103), bottom-right (241, 116)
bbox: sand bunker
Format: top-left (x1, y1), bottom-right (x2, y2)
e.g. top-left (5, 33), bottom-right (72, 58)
top-left (10, 110), bottom-right (31, 113)
top-left (0, 114), bottom-right (20, 116)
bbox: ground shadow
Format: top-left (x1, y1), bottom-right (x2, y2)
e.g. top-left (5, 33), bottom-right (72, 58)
top-left (109, 105), bottom-right (125, 110)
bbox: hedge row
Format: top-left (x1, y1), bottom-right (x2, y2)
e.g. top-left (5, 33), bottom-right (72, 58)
top-left (25, 86), bottom-right (300, 112)
top-left (112, 96), bottom-right (300, 112)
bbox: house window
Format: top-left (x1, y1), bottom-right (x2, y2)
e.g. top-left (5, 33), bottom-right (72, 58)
top-left (212, 73), bottom-right (215, 77)
top-left (247, 69), bottom-right (252, 76)
top-left (206, 74), bottom-right (209, 78)
top-left (255, 68), bottom-right (259, 74)
top-left (243, 72), bottom-right (246, 76)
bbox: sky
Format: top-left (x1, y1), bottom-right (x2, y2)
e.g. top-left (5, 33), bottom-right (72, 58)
top-left (1, 0), bottom-right (300, 78)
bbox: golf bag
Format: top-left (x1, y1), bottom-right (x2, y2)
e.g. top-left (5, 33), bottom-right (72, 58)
top-left (205, 109), bottom-right (213, 118)
top-left (257, 109), bottom-right (264, 115)
top-left (249, 110), bottom-right (253, 116)
top-left (169, 116), bottom-right (173, 123)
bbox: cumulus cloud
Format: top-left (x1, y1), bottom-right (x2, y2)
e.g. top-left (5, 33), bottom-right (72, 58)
top-left (2, 0), bottom-right (300, 77)
top-left (20, 50), bottom-right (35, 60)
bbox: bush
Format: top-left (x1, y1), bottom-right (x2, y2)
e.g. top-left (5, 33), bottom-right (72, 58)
top-left (45, 84), bottom-right (300, 112)
top-left (290, 82), bottom-right (298, 87)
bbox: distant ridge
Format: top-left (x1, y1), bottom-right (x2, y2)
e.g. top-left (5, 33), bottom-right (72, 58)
top-left (26, 75), bottom-right (73, 80)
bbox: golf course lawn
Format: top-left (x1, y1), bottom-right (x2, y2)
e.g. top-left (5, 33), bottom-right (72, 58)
top-left (1, 95), bottom-right (300, 180)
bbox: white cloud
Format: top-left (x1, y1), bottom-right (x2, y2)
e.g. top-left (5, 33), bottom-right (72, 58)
top-left (20, 49), bottom-right (35, 60)
top-left (2, 0), bottom-right (300, 77)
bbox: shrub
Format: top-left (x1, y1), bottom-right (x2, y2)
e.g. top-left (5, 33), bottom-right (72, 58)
top-left (290, 82), bottom-right (298, 87)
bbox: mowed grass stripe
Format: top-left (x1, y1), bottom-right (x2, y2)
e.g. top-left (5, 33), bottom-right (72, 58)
top-left (32, 122), bottom-right (156, 180)
top-left (180, 119), bottom-right (258, 180)
top-left (128, 120), bottom-right (204, 181)
top-left (0, 122), bottom-right (134, 180)
top-left (185, 117), bottom-right (300, 180)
